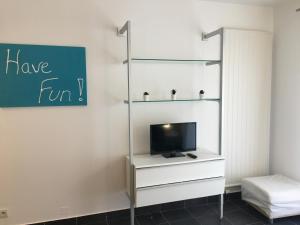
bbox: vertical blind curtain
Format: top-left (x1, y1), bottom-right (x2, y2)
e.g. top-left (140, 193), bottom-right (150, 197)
top-left (223, 28), bottom-right (272, 186)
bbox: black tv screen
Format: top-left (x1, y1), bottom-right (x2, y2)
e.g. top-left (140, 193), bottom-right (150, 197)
top-left (150, 122), bottom-right (196, 155)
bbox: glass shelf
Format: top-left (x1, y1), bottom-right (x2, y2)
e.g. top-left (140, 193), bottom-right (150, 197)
top-left (124, 98), bottom-right (220, 104)
top-left (123, 58), bottom-right (221, 65)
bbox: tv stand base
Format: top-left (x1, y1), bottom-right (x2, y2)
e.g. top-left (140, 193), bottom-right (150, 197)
top-left (162, 152), bottom-right (185, 158)
top-left (125, 151), bottom-right (225, 219)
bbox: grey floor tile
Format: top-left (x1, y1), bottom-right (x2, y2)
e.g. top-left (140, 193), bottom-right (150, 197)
top-left (46, 218), bottom-right (76, 225)
top-left (285, 215), bottom-right (300, 225)
top-left (197, 215), bottom-right (232, 225)
top-left (238, 204), bottom-right (271, 224)
top-left (264, 219), bottom-right (297, 225)
top-left (185, 198), bottom-right (208, 208)
top-left (77, 213), bottom-right (107, 225)
top-left (248, 223), bottom-right (265, 225)
top-left (107, 209), bottom-right (130, 220)
top-left (137, 213), bottom-right (167, 225)
top-left (170, 218), bottom-right (200, 225)
top-left (187, 205), bottom-right (216, 218)
top-left (210, 202), bottom-right (241, 215)
top-left (225, 210), bottom-right (260, 225)
top-left (107, 216), bottom-right (138, 225)
top-left (161, 201), bottom-right (185, 212)
top-left (225, 193), bottom-right (242, 201)
top-left (162, 209), bottom-right (192, 222)
top-left (231, 199), bottom-right (249, 209)
top-left (136, 205), bottom-right (161, 216)
top-left (79, 222), bottom-right (107, 225)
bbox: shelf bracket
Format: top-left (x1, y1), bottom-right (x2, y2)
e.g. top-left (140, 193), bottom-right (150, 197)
top-left (202, 33), bottom-right (208, 41)
top-left (206, 61), bottom-right (221, 66)
top-left (117, 21), bottom-right (130, 36)
top-left (202, 28), bottom-right (224, 41)
top-left (117, 27), bottom-right (126, 37)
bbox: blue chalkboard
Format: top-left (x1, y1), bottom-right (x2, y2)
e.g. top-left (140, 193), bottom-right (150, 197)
top-left (0, 43), bottom-right (87, 107)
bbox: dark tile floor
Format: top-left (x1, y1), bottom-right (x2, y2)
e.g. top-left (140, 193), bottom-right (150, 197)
top-left (34, 194), bottom-right (300, 225)
top-left (107, 199), bottom-right (300, 225)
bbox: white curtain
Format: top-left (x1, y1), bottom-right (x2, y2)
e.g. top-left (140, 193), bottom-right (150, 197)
top-left (223, 28), bottom-right (272, 186)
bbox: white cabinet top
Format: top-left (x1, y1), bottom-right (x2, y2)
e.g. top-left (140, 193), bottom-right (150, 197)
top-left (128, 150), bottom-right (224, 169)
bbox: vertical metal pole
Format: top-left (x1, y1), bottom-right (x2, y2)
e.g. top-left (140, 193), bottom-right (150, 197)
top-left (125, 21), bottom-right (135, 225)
top-left (219, 28), bottom-right (224, 156)
top-left (219, 29), bottom-right (225, 222)
top-left (220, 194), bottom-right (224, 219)
top-left (203, 27), bottom-right (225, 219)
top-left (119, 20), bottom-right (134, 225)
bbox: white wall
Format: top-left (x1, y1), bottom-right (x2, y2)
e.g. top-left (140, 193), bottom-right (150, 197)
top-left (0, 1), bottom-right (273, 224)
top-left (270, 0), bottom-right (300, 180)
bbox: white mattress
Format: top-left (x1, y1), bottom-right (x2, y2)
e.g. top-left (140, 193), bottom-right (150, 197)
top-left (242, 175), bottom-right (300, 219)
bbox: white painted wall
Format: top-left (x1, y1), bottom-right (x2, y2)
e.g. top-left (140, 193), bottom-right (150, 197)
top-left (270, 0), bottom-right (300, 180)
top-left (209, 0), bottom-right (277, 6)
top-left (0, 1), bottom-right (273, 224)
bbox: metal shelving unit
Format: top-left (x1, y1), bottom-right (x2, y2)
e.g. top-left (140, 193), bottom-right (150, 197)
top-left (123, 58), bottom-right (221, 65)
top-left (118, 21), bottom-right (224, 225)
top-left (123, 98), bottom-right (220, 104)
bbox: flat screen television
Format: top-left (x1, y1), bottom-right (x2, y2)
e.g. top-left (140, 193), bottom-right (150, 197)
top-left (150, 122), bottom-right (196, 158)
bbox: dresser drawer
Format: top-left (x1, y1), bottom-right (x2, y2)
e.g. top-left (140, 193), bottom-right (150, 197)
top-left (135, 177), bottom-right (225, 207)
top-left (135, 159), bottom-right (225, 188)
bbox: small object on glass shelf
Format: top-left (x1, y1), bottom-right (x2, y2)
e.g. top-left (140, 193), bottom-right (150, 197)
top-left (199, 90), bottom-right (205, 99)
top-left (171, 89), bottom-right (177, 100)
top-left (143, 92), bottom-right (150, 101)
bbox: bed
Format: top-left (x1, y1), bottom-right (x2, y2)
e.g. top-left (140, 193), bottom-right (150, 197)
top-left (241, 175), bottom-right (300, 223)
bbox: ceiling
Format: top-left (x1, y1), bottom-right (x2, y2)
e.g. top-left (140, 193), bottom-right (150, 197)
top-left (205, 0), bottom-right (283, 6)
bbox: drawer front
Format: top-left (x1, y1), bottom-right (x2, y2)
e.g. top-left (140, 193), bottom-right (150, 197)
top-left (136, 177), bottom-right (225, 207)
top-left (135, 160), bottom-right (224, 188)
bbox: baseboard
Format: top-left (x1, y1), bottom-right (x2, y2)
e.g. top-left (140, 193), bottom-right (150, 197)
top-left (226, 184), bottom-right (241, 193)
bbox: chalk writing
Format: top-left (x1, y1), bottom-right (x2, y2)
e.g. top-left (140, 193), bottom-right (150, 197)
top-left (77, 78), bottom-right (84, 102)
top-left (0, 43), bottom-right (87, 107)
top-left (6, 49), bottom-right (52, 75)
top-left (38, 77), bottom-right (76, 103)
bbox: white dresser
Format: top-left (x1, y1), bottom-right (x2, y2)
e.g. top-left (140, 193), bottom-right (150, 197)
top-left (126, 150), bottom-right (225, 217)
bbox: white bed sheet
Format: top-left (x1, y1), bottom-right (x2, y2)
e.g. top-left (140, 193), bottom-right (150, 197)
top-left (242, 175), bottom-right (300, 219)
